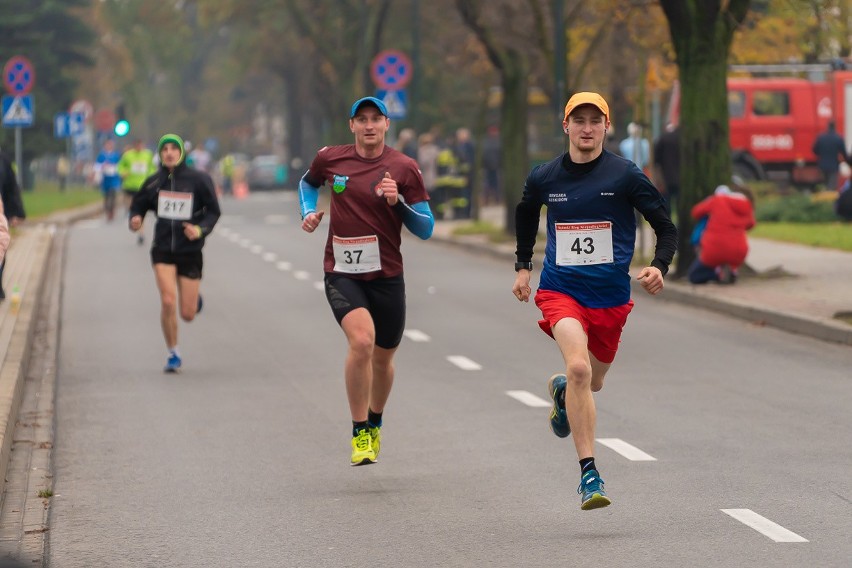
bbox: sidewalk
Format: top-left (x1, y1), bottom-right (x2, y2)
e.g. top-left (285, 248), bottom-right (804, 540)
top-left (0, 203), bottom-right (101, 501)
top-left (431, 205), bottom-right (852, 346)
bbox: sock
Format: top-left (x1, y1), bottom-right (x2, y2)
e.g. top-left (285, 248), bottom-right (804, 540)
top-left (352, 421), bottom-right (369, 436)
top-left (579, 457), bottom-right (597, 476)
top-left (368, 409), bottom-right (383, 428)
top-left (169, 347), bottom-right (180, 358)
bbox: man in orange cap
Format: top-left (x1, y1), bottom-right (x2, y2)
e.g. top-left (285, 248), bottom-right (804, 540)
top-left (512, 92), bottom-right (677, 510)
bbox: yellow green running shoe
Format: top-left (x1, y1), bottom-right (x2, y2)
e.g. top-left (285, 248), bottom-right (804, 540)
top-left (350, 428), bottom-right (376, 466)
top-left (578, 470), bottom-right (611, 510)
top-left (369, 425), bottom-right (381, 459)
top-left (547, 373), bottom-right (570, 438)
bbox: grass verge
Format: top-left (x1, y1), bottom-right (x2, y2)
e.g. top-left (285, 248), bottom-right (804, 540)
top-left (22, 182), bottom-right (101, 220)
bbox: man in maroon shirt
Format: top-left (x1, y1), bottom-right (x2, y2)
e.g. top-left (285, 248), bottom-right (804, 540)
top-left (299, 97), bottom-right (434, 466)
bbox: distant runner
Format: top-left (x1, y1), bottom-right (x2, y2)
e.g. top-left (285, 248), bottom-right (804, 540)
top-left (129, 134), bottom-right (221, 373)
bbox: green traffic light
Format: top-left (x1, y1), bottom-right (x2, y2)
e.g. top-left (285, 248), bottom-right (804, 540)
top-left (114, 120), bottom-right (130, 137)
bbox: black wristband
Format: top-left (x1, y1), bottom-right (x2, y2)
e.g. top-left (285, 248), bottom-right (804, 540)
top-left (514, 261), bottom-right (533, 271)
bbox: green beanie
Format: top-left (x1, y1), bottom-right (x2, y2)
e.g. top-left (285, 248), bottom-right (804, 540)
top-left (157, 133), bottom-right (185, 164)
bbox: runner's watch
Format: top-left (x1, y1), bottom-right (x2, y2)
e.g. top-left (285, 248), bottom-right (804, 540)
top-left (514, 261), bottom-right (533, 271)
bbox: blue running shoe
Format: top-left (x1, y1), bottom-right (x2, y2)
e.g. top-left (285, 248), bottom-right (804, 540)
top-left (164, 353), bottom-right (182, 373)
top-left (196, 294), bottom-right (203, 315)
top-left (547, 373), bottom-right (570, 438)
top-left (578, 470), bottom-right (611, 510)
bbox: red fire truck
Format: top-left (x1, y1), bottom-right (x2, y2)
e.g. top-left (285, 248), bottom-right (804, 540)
top-left (672, 62), bottom-right (852, 187)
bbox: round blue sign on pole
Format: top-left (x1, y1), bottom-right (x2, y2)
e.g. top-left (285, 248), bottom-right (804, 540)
top-left (3, 56), bottom-right (35, 96)
top-left (370, 50), bottom-right (413, 90)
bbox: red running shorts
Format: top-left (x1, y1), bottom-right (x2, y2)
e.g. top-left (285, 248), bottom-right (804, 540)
top-left (534, 289), bottom-right (634, 364)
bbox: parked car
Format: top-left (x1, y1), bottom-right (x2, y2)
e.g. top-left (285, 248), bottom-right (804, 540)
top-left (247, 155), bottom-right (288, 190)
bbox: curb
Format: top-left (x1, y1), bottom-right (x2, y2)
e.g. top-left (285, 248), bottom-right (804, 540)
top-left (430, 230), bottom-right (852, 347)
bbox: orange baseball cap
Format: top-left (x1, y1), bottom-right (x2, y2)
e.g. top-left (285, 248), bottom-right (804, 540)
top-left (563, 92), bottom-right (610, 123)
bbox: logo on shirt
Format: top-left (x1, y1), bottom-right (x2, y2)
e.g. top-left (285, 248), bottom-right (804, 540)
top-left (332, 174), bottom-right (349, 194)
top-left (549, 193), bottom-right (569, 203)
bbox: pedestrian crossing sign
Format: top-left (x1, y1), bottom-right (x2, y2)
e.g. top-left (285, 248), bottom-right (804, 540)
top-left (2, 94), bottom-right (34, 127)
top-left (376, 89), bottom-right (406, 119)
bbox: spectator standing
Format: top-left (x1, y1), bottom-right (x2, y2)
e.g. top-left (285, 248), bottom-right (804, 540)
top-left (688, 184), bottom-right (755, 284)
top-left (653, 123), bottom-right (680, 213)
top-left (453, 127), bottom-right (475, 219)
top-left (619, 122), bottom-right (650, 171)
top-left (416, 132), bottom-right (440, 201)
top-left (482, 125), bottom-right (501, 205)
top-left (433, 137), bottom-right (466, 219)
top-left (396, 128), bottom-right (418, 159)
top-left (812, 121), bottom-right (851, 191)
top-left (0, 148), bottom-right (24, 300)
top-left (57, 155), bottom-right (70, 192)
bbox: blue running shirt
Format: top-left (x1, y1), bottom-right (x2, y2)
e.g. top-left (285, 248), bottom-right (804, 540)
top-left (522, 150), bottom-right (666, 308)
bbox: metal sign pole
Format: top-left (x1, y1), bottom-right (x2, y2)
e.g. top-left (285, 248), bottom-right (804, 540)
top-left (15, 126), bottom-right (22, 185)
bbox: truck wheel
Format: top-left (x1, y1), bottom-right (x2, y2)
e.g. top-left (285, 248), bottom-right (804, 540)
top-left (733, 162), bottom-right (759, 182)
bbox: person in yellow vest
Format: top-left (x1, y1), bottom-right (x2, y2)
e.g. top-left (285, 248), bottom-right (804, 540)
top-left (118, 139), bottom-right (156, 244)
top-left (433, 138), bottom-right (467, 219)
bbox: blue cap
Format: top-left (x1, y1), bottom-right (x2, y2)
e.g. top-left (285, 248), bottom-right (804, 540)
top-left (350, 96), bottom-right (388, 118)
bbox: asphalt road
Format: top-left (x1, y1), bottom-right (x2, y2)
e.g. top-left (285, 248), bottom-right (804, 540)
top-left (46, 191), bottom-right (851, 567)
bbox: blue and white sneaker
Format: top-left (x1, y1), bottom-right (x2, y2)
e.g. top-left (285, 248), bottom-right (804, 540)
top-left (578, 470), bottom-right (611, 510)
top-left (547, 373), bottom-right (570, 438)
top-left (164, 353), bottom-right (182, 373)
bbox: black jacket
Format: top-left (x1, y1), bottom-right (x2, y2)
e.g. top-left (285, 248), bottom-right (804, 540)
top-left (0, 152), bottom-right (25, 220)
top-left (130, 162), bottom-right (220, 254)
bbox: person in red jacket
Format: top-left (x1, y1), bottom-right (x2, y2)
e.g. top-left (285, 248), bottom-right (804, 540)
top-left (688, 183), bottom-right (755, 284)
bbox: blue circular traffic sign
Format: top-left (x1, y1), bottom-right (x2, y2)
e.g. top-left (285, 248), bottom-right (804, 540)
top-left (3, 56), bottom-right (35, 95)
top-left (370, 50), bottom-right (412, 90)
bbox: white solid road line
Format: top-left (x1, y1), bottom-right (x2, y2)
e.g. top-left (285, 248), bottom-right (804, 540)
top-left (596, 438), bottom-right (657, 461)
top-left (447, 355), bottom-right (482, 371)
top-left (505, 390), bottom-right (550, 407)
top-left (721, 509), bottom-right (808, 543)
top-left (403, 329), bottom-right (431, 342)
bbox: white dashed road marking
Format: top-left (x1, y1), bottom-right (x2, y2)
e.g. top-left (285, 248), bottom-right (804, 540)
top-left (294, 271), bottom-right (310, 281)
top-left (250, 245), bottom-right (263, 254)
top-left (721, 509), bottom-right (808, 543)
top-left (313, 281), bottom-right (324, 291)
top-left (447, 356), bottom-right (482, 371)
top-left (403, 329), bottom-right (431, 342)
top-left (505, 390), bottom-right (550, 407)
top-left (262, 252), bottom-right (277, 262)
top-left (596, 438), bottom-right (657, 461)
top-left (276, 261), bottom-right (292, 271)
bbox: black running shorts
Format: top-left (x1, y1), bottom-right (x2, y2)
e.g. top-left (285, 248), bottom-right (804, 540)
top-left (151, 249), bottom-right (204, 280)
top-left (324, 273), bottom-right (406, 349)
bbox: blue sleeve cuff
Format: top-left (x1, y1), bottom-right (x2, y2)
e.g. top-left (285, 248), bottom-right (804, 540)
top-left (397, 199), bottom-right (434, 240)
top-left (298, 171), bottom-right (319, 219)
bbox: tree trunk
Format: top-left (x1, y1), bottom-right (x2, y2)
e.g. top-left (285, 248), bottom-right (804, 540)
top-left (658, 0), bottom-right (751, 278)
top-left (500, 49), bottom-right (529, 233)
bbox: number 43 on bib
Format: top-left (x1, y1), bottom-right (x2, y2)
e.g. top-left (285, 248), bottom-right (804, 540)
top-left (555, 221), bottom-right (614, 266)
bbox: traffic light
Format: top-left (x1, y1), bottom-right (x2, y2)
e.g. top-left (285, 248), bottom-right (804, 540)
top-left (114, 104), bottom-right (130, 137)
